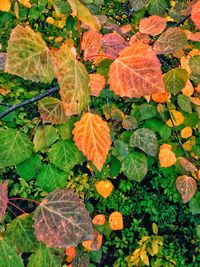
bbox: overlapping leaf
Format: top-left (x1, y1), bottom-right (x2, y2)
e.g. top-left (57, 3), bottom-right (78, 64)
top-left (0, 182), bottom-right (8, 222)
top-left (38, 97), bottom-right (69, 125)
top-left (139, 15), bottom-right (166, 36)
top-left (0, 128), bottom-right (33, 168)
top-left (53, 43), bottom-right (91, 115)
top-left (89, 73), bottom-right (106, 97)
top-left (176, 175), bottom-right (197, 203)
top-left (108, 41), bottom-right (165, 98)
top-left (153, 28), bottom-right (188, 54)
top-left (33, 189), bottom-right (93, 248)
top-left (191, 1), bottom-right (200, 30)
top-left (189, 55), bottom-right (200, 84)
top-left (73, 113), bottom-right (111, 171)
top-left (5, 25), bottom-right (54, 83)
top-left (82, 29), bottom-right (102, 60)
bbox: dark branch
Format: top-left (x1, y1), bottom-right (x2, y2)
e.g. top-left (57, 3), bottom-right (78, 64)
top-left (0, 86), bottom-right (59, 120)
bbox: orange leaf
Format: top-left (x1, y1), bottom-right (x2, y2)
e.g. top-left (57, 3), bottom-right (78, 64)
top-left (109, 211), bottom-right (123, 230)
top-left (89, 73), bottom-right (106, 97)
top-left (159, 144), bottom-right (176, 168)
top-left (0, 87), bottom-right (10, 96)
top-left (190, 96), bottom-right (200, 106)
top-left (82, 231), bottom-right (102, 251)
top-left (129, 32), bottom-right (150, 45)
top-left (82, 29), bottom-right (102, 61)
top-left (92, 214), bottom-right (106, 225)
top-left (0, 0), bottom-right (11, 11)
top-left (108, 41), bottom-right (165, 98)
top-left (65, 247), bottom-right (76, 263)
top-left (176, 175), bottom-right (197, 203)
top-left (191, 1), bottom-right (200, 29)
top-left (166, 110), bottom-right (184, 127)
top-left (95, 180), bottom-right (113, 199)
top-left (177, 157), bottom-right (197, 173)
top-left (151, 92), bottom-right (170, 103)
top-left (72, 113), bottom-right (111, 171)
top-left (120, 24), bottom-right (132, 33)
top-left (181, 80), bottom-right (194, 96)
top-left (139, 15), bottom-right (166, 36)
top-left (181, 127), bottom-right (192, 139)
top-left (195, 84), bottom-right (200, 93)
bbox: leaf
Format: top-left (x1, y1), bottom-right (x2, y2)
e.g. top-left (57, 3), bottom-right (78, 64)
top-left (0, 237), bottom-right (24, 267)
top-left (177, 94), bottom-right (192, 114)
top-left (92, 214), bottom-right (106, 225)
top-left (95, 180), bottom-right (113, 199)
top-left (148, 0), bottom-right (168, 16)
top-left (0, 128), bottom-right (33, 168)
top-left (122, 116), bottom-right (138, 130)
top-left (176, 157), bottom-right (197, 172)
top-left (129, 0), bottom-right (150, 11)
top-left (152, 223), bottom-right (158, 235)
top-left (190, 96), bottom-right (200, 106)
top-left (153, 28), bottom-right (188, 54)
top-left (0, 182), bottom-right (8, 222)
top-left (151, 92), bottom-right (170, 103)
top-left (67, 0), bottom-right (100, 31)
top-left (182, 79), bottom-right (194, 97)
top-left (5, 25), bottom-right (54, 83)
top-left (108, 42), bottom-right (165, 98)
top-left (38, 97), bottom-right (69, 125)
top-left (28, 243), bottom-right (64, 267)
top-left (189, 55), bottom-right (200, 84)
top-left (66, 247), bottom-right (76, 263)
top-left (0, 0), bottom-right (11, 12)
top-left (33, 189), bottom-right (93, 248)
top-left (159, 144), bottom-right (176, 168)
top-left (18, 0), bottom-right (31, 8)
top-left (180, 127), bottom-right (192, 139)
top-left (121, 152), bottom-right (148, 182)
top-left (109, 212), bottom-right (123, 230)
top-left (5, 214), bottom-right (37, 252)
top-left (130, 128), bottom-right (158, 157)
top-left (189, 192), bottom-right (200, 215)
top-left (176, 175), bottom-right (197, 203)
top-left (36, 164), bottom-right (67, 192)
top-left (191, 1), bottom-right (200, 30)
top-left (139, 15), bottom-right (166, 36)
top-left (89, 73), bottom-right (106, 97)
top-left (166, 110), bottom-right (184, 127)
top-left (33, 125), bottom-right (58, 153)
top-left (82, 231), bottom-right (102, 251)
top-left (82, 29), bottom-right (102, 61)
top-left (53, 43), bottom-right (91, 115)
top-left (72, 113), bottom-right (111, 171)
top-left (140, 248), bottom-right (149, 265)
top-left (163, 68), bottom-right (188, 95)
top-left (48, 139), bottom-right (83, 172)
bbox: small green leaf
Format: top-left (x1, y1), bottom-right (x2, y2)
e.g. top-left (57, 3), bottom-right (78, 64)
top-left (177, 95), bottom-right (192, 114)
top-left (189, 55), bottom-right (200, 84)
top-left (148, 0), bottom-right (168, 16)
top-left (189, 192), bottom-right (200, 215)
top-left (0, 128), bottom-right (33, 168)
top-left (163, 68), bottom-right (188, 95)
top-left (113, 140), bottom-right (129, 160)
top-left (121, 152), bottom-right (147, 182)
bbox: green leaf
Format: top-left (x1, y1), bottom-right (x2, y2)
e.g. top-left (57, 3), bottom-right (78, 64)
top-left (36, 164), bottom-right (67, 192)
top-left (5, 214), bottom-right (37, 253)
top-left (16, 154), bottom-right (42, 181)
top-left (189, 55), bottom-right (200, 84)
top-left (177, 94), bottom-right (192, 114)
top-left (5, 25), bottom-right (54, 83)
top-left (89, 250), bottom-right (102, 263)
top-left (33, 125), bottom-right (58, 153)
top-left (143, 118), bottom-right (164, 132)
top-left (130, 0), bottom-right (150, 11)
top-left (163, 68), bottom-right (188, 95)
top-left (189, 192), bottom-right (200, 215)
top-left (121, 152), bottom-right (147, 182)
top-left (130, 128), bottom-right (158, 157)
top-left (48, 139), bottom-right (83, 172)
top-left (0, 128), bottom-right (33, 168)
top-left (28, 243), bottom-right (64, 267)
top-left (159, 125), bottom-right (171, 140)
top-left (0, 237), bottom-right (24, 267)
top-left (113, 140), bottom-right (129, 160)
top-left (136, 103), bottom-right (158, 121)
top-left (148, 0), bottom-right (168, 16)
top-left (183, 112), bottom-right (199, 128)
top-left (57, 117), bottom-right (77, 140)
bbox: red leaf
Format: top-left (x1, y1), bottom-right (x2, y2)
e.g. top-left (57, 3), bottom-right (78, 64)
top-left (108, 41), bottom-right (165, 98)
top-left (0, 182), bottom-right (8, 222)
top-left (191, 1), bottom-right (200, 29)
top-left (176, 175), bottom-right (197, 203)
top-left (89, 73), bottom-right (106, 97)
top-left (139, 15), bottom-right (166, 36)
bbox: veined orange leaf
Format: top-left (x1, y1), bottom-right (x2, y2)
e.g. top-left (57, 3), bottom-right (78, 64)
top-left (159, 144), bottom-right (176, 167)
top-left (108, 41), bottom-right (165, 98)
top-left (139, 15), bottom-right (166, 36)
top-left (53, 43), bottom-right (91, 115)
top-left (82, 29), bottom-right (102, 61)
top-left (73, 113), bottom-right (111, 171)
top-left (191, 1), bottom-right (200, 30)
top-left (67, 0), bottom-right (100, 31)
top-left (176, 175), bottom-right (197, 203)
top-left (5, 25), bottom-right (54, 83)
top-left (89, 73), bottom-right (106, 97)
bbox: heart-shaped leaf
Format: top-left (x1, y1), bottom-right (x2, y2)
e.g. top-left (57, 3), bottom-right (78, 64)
top-left (176, 175), bottom-right (197, 203)
top-left (95, 180), bottom-right (113, 199)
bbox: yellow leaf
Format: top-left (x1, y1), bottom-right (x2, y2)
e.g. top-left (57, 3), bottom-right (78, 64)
top-left (182, 136), bottom-right (196, 152)
top-left (152, 92), bottom-right (170, 103)
top-left (152, 223), bottom-right (158, 235)
top-left (18, 0), bottom-right (31, 8)
top-left (109, 211), bottom-right (124, 230)
top-left (0, 0), bottom-right (11, 12)
top-left (140, 248), bottom-right (149, 265)
top-left (46, 17), bottom-right (55, 24)
top-left (159, 144), bottom-right (176, 167)
top-left (181, 127), bottom-right (192, 139)
top-left (95, 180), bottom-right (113, 199)
top-left (166, 110), bottom-right (184, 127)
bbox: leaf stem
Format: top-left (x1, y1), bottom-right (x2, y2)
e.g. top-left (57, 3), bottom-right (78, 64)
top-left (9, 197), bottom-right (41, 205)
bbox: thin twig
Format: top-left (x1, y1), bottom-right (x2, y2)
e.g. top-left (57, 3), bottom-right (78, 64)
top-left (0, 102), bottom-right (12, 107)
top-left (0, 86), bottom-right (59, 120)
